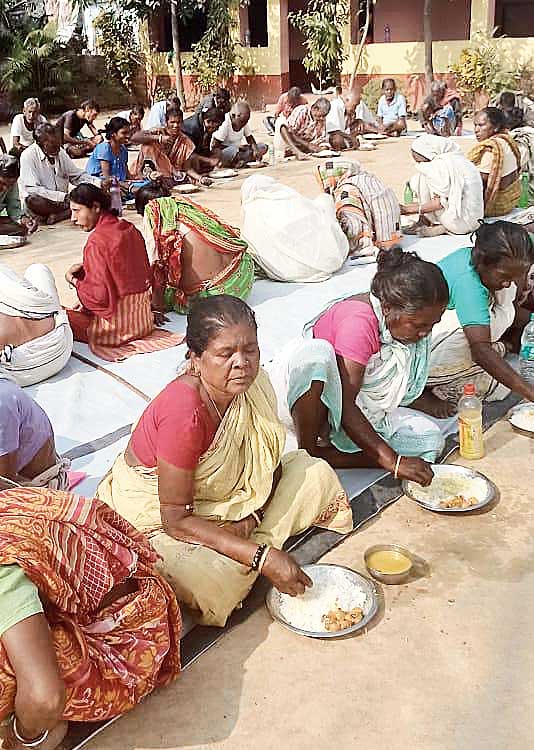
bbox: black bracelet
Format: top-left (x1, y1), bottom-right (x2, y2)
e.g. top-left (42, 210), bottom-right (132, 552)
top-left (251, 543), bottom-right (267, 571)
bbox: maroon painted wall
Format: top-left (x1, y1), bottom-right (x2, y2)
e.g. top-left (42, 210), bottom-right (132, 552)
top-left (372, 0), bottom-right (472, 43)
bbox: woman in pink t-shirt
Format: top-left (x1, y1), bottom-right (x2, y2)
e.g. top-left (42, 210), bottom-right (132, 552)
top-left (283, 248), bottom-right (454, 487)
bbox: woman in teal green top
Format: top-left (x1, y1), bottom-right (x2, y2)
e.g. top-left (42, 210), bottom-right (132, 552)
top-left (427, 221), bottom-right (534, 402)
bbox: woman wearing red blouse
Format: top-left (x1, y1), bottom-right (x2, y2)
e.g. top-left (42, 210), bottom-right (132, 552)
top-left (98, 295), bottom-right (353, 627)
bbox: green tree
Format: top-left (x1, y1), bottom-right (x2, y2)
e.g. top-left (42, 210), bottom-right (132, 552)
top-left (94, 4), bottom-right (143, 94)
top-left (186, 0), bottom-right (240, 92)
top-left (289, 0), bottom-right (348, 89)
top-left (0, 21), bottom-right (72, 110)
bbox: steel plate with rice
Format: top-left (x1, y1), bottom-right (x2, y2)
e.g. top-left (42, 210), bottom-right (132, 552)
top-left (312, 149), bottom-right (341, 158)
top-left (266, 563), bottom-right (378, 638)
top-left (209, 168), bottom-right (238, 179)
top-left (403, 464), bottom-right (496, 513)
top-left (172, 183), bottom-right (200, 194)
top-left (509, 402), bottom-right (534, 434)
top-left (362, 133), bottom-right (388, 141)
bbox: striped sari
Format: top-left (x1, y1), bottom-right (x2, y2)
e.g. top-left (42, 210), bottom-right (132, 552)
top-left (0, 487), bottom-right (181, 723)
top-left (468, 134), bottom-right (521, 217)
top-left (316, 161), bottom-right (401, 260)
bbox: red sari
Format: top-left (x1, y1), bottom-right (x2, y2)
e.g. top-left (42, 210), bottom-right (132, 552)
top-left (0, 487), bottom-right (181, 722)
top-left (67, 212), bottom-right (182, 361)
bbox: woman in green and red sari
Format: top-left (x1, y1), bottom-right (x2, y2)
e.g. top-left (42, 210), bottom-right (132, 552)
top-left (135, 183), bottom-right (254, 314)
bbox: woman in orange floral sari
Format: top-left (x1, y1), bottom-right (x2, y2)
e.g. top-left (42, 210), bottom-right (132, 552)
top-left (0, 485), bottom-right (181, 750)
top-left (133, 105), bottom-right (211, 187)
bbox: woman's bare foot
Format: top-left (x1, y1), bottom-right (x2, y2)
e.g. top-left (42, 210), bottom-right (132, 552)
top-left (411, 389), bottom-right (456, 419)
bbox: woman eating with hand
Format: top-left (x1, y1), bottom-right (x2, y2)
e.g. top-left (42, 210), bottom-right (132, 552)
top-left (428, 221), bottom-right (534, 403)
top-left (0, 485), bottom-right (180, 750)
top-left (97, 295), bottom-right (352, 627)
top-left (65, 184), bottom-right (181, 361)
top-left (132, 105), bottom-right (212, 187)
top-left (270, 248), bottom-right (453, 486)
top-left (136, 182), bottom-right (254, 314)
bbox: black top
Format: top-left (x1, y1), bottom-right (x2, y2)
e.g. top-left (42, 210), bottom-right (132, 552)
top-left (55, 110), bottom-right (89, 138)
top-left (182, 112), bottom-right (211, 155)
top-left (195, 93), bottom-right (217, 114)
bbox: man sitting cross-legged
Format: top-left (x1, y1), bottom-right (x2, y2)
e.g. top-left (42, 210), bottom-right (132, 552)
top-left (19, 123), bottom-right (101, 225)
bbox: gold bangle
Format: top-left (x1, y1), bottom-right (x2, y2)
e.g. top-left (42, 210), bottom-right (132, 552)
top-left (258, 544), bottom-right (272, 574)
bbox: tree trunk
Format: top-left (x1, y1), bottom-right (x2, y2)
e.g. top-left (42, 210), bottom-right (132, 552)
top-left (423, 0), bottom-right (433, 93)
top-left (349, 0), bottom-right (371, 91)
top-left (170, 0), bottom-right (186, 106)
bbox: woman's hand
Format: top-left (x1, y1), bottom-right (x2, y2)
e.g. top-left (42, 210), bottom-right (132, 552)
top-left (199, 175), bottom-right (213, 187)
top-left (65, 262), bottom-right (84, 286)
top-left (396, 456), bottom-right (434, 487)
top-left (262, 548), bottom-right (313, 596)
top-left (400, 203), bottom-right (415, 215)
top-left (225, 515), bottom-right (257, 539)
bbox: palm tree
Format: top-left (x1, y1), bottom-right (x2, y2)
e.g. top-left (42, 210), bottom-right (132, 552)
top-left (0, 21), bottom-right (72, 110)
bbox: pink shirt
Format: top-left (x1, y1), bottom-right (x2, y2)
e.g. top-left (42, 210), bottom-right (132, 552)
top-left (312, 299), bottom-right (380, 366)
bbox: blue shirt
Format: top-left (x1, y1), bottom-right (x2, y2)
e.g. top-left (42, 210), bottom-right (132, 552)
top-left (377, 93), bottom-right (407, 125)
top-left (437, 247), bottom-right (490, 327)
top-left (86, 141), bottom-right (128, 181)
top-left (146, 100), bottom-right (167, 129)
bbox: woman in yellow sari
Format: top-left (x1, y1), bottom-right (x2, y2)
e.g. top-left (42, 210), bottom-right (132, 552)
top-left (98, 295), bottom-right (352, 627)
top-left (469, 107), bottom-right (521, 217)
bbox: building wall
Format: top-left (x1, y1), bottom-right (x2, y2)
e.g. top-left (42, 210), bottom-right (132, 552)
top-left (371, 0), bottom-right (471, 43)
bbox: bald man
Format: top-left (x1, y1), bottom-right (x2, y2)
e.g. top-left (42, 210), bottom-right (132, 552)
top-left (211, 102), bottom-right (267, 167)
top-left (280, 97), bottom-right (331, 159)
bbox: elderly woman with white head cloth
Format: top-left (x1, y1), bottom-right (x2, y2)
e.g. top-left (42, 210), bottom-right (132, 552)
top-left (401, 135), bottom-right (484, 237)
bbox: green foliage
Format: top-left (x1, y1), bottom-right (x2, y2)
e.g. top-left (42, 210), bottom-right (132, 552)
top-left (0, 21), bottom-right (72, 110)
top-left (450, 31), bottom-right (520, 100)
top-left (94, 4), bottom-right (144, 95)
top-left (186, 0), bottom-right (240, 91)
top-left (361, 78), bottom-right (382, 112)
top-left (288, 0), bottom-right (348, 88)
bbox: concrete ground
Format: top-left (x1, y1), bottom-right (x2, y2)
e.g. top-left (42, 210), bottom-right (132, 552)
top-left (3, 113), bottom-right (532, 750)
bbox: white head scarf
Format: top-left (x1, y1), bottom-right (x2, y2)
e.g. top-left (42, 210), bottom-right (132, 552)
top-left (0, 264), bottom-right (58, 318)
top-left (412, 134), bottom-right (461, 160)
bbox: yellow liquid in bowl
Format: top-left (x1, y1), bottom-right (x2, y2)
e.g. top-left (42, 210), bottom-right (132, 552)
top-left (367, 550), bottom-right (411, 575)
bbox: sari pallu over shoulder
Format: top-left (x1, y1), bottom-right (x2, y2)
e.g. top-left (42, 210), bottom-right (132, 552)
top-left (468, 133), bottom-right (521, 216)
top-left (145, 196), bottom-right (250, 310)
top-left (0, 488), bottom-right (181, 723)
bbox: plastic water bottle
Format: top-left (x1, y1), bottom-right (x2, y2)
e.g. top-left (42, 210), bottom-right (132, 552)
top-left (268, 143), bottom-right (276, 166)
top-left (110, 177), bottom-right (122, 217)
top-left (384, 24), bottom-right (391, 42)
top-left (458, 383), bottom-right (484, 460)
top-left (518, 172), bottom-right (530, 209)
top-left (403, 181), bottom-right (413, 204)
top-left (519, 312), bottom-right (534, 384)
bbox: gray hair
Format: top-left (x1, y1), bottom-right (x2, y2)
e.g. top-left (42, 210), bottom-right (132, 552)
top-left (231, 101), bottom-right (251, 116)
top-left (0, 154), bottom-right (20, 179)
top-left (311, 97), bottom-right (331, 116)
top-left (34, 122), bottom-right (60, 144)
top-left (23, 97), bottom-right (40, 109)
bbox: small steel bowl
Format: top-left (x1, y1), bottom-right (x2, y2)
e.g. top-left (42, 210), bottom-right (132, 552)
top-left (364, 544), bottom-right (414, 585)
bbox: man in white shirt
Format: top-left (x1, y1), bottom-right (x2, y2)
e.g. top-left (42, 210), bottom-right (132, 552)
top-left (10, 98), bottom-right (47, 156)
top-left (145, 96), bottom-right (181, 129)
top-left (211, 102), bottom-right (267, 167)
top-left (19, 123), bottom-right (101, 224)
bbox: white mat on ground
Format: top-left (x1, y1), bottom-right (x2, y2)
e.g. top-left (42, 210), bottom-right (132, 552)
top-left (24, 233), bottom-right (464, 504)
top-left (26, 358), bottom-right (147, 453)
top-left (71, 233), bottom-right (471, 395)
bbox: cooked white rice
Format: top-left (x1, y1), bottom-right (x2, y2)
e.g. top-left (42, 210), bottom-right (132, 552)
top-left (407, 474), bottom-right (487, 506)
top-left (278, 567), bottom-right (367, 632)
top-left (510, 408), bottom-right (534, 432)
